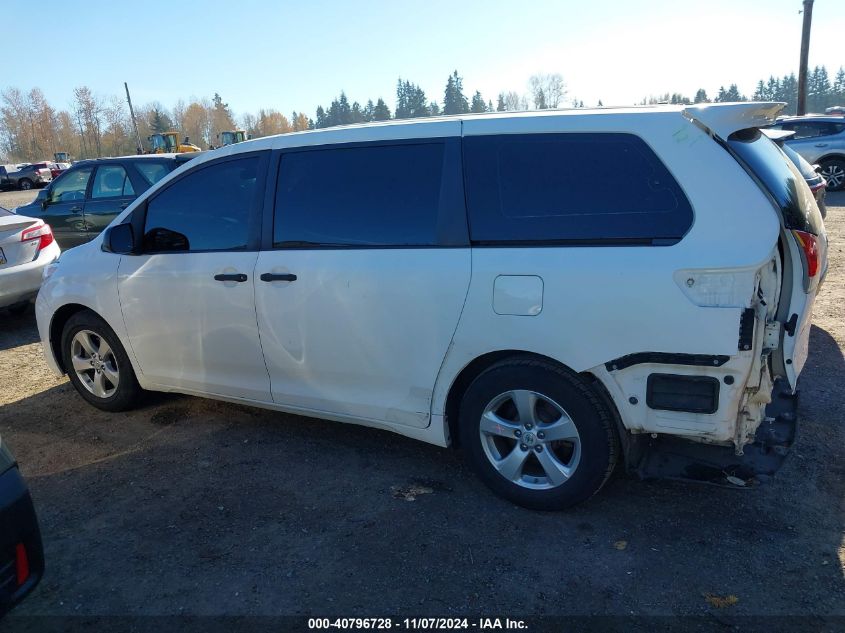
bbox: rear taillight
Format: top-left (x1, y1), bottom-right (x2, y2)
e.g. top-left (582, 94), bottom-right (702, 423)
top-left (792, 229), bottom-right (819, 278)
top-left (15, 543), bottom-right (29, 586)
top-left (21, 223), bottom-right (54, 250)
top-left (809, 181), bottom-right (826, 194)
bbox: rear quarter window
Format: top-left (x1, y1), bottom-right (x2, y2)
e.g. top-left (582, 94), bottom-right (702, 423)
top-left (133, 161), bottom-right (174, 187)
top-left (463, 133), bottom-right (693, 244)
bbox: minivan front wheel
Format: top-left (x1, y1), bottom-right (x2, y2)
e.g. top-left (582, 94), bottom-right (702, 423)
top-left (459, 357), bottom-right (618, 510)
top-left (61, 310), bottom-right (142, 412)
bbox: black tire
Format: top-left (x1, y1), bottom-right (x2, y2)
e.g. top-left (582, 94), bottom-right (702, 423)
top-left (18, 178), bottom-right (32, 191)
top-left (61, 310), bottom-right (143, 412)
top-left (820, 158), bottom-right (845, 192)
top-left (459, 356), bottom-right (619, 510)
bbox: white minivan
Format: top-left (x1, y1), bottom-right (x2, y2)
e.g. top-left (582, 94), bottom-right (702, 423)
top-left (35, 102), bottom-right (827, 509)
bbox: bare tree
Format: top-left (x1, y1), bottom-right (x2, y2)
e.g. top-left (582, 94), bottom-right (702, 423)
top-left (73, 86), bottom-right (105, 157)
top-left (528, 73), bottom-right (567, 109)
top-left (503, 91), bottom-right (523, 111)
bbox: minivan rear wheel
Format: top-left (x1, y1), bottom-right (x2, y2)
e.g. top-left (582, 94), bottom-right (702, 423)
top-left (459, 357), bottom-right (618, 510)
top-left (61, 310), bottom-right (143, 412)
top-left (18, 178), bottom-right (33, 191)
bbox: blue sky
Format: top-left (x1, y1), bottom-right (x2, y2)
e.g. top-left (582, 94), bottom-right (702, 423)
top-left (4, 0), bottom-right (844, 119)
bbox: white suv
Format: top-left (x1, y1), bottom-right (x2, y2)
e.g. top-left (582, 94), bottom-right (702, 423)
top-left (35, 103), bottom-right (827, 509)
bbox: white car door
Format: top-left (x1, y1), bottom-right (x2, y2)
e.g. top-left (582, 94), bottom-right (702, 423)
top-left (253, 137), bottom-right (470, 428)
top-left (118, 152), bottom-right (272, 401)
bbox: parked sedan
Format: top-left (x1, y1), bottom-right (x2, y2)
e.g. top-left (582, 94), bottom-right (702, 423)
top-left (2, 164), bottom-right (52, 191)
top-left (0, 437), bottom-right (44, 615)
top-left (0, 206), bottom-right (60, 314)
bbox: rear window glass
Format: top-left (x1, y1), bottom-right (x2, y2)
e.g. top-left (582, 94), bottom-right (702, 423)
top-left (463, 133), bottom-right (693, 244)
top-left (134, 161), bottom-right (173, 187)
top-left (274, 142), bottom-right (445, 247)
top-left (728, 129), bottom-right (823, 235)
top-left (780, 143), bottom-right (818, 181)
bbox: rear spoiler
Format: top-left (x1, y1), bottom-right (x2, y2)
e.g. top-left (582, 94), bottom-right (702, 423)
top-left (682, 102), bottom-right (786, 140)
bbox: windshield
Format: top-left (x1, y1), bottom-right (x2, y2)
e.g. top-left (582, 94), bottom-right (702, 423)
top-left (0, 206), bottom-right (12, 217)
top-left (727, 129), bottom-right (824, 236)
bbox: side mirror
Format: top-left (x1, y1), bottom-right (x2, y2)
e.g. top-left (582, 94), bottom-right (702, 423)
top-left (36, 188), bottom-right (49, 208)
top-left (102, 223), bottom-right (136, 254)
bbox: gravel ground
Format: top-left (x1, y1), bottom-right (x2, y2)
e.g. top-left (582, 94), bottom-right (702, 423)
top-left (0, 188), bottom-right (843, 623)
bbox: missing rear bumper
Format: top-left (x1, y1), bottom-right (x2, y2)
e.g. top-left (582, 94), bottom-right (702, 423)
top-left (626, 379), bottom-right (797, 486)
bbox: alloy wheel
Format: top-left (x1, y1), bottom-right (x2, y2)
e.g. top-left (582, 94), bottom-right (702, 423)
top-left (479, 389), bottom-right (581, 490)
top-left (70, 330), bottom-right (119, 398)
top-left (821, 163), bottom-right (845, 190)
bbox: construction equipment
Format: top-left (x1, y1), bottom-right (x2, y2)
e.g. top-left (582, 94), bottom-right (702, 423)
top-left (218, 130), bottom-right (248, 146)
top-left (53, 152), bottom-right (71, 163)
top-left (147, 132), bottom-right (201, 154)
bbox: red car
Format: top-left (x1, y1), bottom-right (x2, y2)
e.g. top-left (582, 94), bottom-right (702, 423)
top-left (50, 163), bottom-right (71, 179)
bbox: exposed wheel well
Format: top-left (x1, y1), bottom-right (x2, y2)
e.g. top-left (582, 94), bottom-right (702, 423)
top-left (49, 303), bottom-right (92, 372)
top-left (817, 154), bottom-right (845, 165)
top-left (444, 350), bottom-right (624, 450)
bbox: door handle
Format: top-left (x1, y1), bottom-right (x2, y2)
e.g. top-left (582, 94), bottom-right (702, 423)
top-left (214, 273), bottom-right (248, 282)
top-left (119, 202), bottom-right (130, 209)
top-left (260, 272), bottom-right (297, 282)
top-left (70, 206), bottom-right (82, 213)
top-left (814, 143), bottom-right (828, 147)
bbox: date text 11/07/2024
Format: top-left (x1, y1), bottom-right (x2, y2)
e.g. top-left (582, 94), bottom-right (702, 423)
top-left (307, 618), bottom-right (528, 630)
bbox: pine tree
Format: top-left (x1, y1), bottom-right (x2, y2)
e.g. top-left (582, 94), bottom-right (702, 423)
top-left (315, 106), bottom-right (327, 128)
top-left (429, 102), bottom-right (441, 116)
top-left (373, 98), bottom-right (391, 121)
top-left (496, 93), bottom-right (506, 111)
top-left (350, 101), bottom-right (365, 124)
top-left (470, 91), bottom-right (486, 113)
top-left (150, 108), bottom-right (172, 133)
top-left (833, 67), bottom-right (845, 101)
top-left (443, 70), bottom-right (469, 115)
top-left (693, 89), bottom-right (709, 103)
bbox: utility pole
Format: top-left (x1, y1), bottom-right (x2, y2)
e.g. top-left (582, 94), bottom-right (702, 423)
top-left (796, 0), bottom-right (814, 115)
top-left (124, 82), bottom-right (144, 154)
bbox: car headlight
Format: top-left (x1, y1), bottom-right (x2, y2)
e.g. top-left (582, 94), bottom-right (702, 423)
top-left (42, 256), bottom-right (61, 281)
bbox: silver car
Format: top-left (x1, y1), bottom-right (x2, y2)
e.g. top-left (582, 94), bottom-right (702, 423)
top-left (770, 116), bottom-right (845, 191)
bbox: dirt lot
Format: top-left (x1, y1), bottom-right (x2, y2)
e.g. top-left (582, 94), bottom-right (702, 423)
top-left (0, 188), bottom-right (844, 624)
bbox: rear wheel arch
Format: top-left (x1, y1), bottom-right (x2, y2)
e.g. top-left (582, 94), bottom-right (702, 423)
top-left (815, 152), bottom-right (845, 164)
top-left (444, 350), bottom-right (622, 449)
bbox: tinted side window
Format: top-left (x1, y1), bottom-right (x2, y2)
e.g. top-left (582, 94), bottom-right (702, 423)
top-left (274, 142), bottom-right (444, 247)
top-left (49, 167), bottom-right (93, 204)
top-left (134, 161), bottom-right (172, 187)
top-left (91, 165), bottom-right (135, 199)
top-left (463, 133), bottom-right (693, 244)
top-left (142, 156), bottom-right (258, 253)
top-left (782, 122), bottom-right (843, 139)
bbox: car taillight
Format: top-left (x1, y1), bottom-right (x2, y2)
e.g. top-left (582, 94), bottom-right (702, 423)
top-left (15, 543), bottom-right (29, 586)
top-left (792, 229), bottom-right (819, 278)
top-left (21, 223), bottom-right (54, 250)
